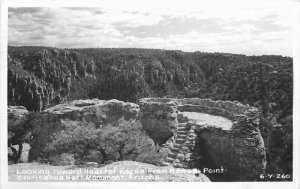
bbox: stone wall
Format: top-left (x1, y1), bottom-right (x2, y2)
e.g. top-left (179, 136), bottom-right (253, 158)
top-left (176, 98), bottom-right (266, 180)
top-left (138, 98), bottom-right (178, 144)
top-left (192, 122), bottom-right (266, 181)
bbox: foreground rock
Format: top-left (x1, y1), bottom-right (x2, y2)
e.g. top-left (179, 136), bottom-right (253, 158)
top-left (8, 106), bottom-right (29, 128)
top-left (8, 161), bottom-right (210, 182)
top-left (43, 98), bottom-right (139, 124)
top-left (8, 106), bottom-right (30, 145)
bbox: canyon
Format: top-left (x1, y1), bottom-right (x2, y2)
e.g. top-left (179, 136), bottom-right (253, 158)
top-left (7, 46), bottom-right (293, 181)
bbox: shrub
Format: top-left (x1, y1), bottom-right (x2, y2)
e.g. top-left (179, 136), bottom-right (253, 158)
top-left (43, 118), bottom-right (162, 165)
top-left (50, 153), bottom-right (75, 166)
top-left (136, 144), bottom-right (166, 166)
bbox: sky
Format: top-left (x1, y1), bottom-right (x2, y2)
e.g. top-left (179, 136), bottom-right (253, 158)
top-left (7, 0), bottom-right (299, 56)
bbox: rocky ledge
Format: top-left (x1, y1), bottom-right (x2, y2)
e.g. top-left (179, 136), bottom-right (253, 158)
top-left (43, 98), bottom-right (140, 123)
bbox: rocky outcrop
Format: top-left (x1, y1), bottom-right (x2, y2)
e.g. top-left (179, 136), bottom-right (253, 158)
top-left (8, 47), bottom-right (97, 111)
top-left (26, 99), bottom-right (139, 161)
top-left (8, 106), bottom-right (29, 127)
top-left (8, 106), bottom-right (30, 145)
top-left (8, 106), bottom-right (31, 164)
top-left (138, 98), bottom-right (266, 181)
top-left (43, 99), bottom-right (139, 124)
top-left (8, 161), bottom-right (210, 182)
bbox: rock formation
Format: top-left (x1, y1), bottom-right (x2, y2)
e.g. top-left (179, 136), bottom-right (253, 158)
top-left (8, 106), bottom-right (29, 127)
top-left (8, 47), bottom-right (97, 111)
top-left (8, 106), bottom-right (30, 145)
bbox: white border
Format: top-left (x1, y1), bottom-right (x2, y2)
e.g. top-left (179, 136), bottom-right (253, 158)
top-left (1, 0), bottom-right (300, 189)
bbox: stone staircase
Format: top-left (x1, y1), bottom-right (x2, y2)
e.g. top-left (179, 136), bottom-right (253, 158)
top-left (162, 113), bottom-right (197, 168)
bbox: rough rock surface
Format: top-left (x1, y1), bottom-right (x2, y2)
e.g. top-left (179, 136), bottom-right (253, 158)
top-left (8, 48), bottom-right (97, 111)
top-left (8, 106), bottom-right (31, 146)
top-left (8, 161), bottom-right (210, 182)
top-left (26, 99), bottom-right (139, 161)
top-left (43, 99), bottom-right (139, 124)
top-left (139, 98), bottom-right (266, 181)
top-left (8, 106), bottom-right (29, 128)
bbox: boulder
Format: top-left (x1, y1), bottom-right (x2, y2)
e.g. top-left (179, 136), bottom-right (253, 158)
top-left (8, 106), bottom-right (30, 145)
top-left (8, 106), bottom-right (29, 127)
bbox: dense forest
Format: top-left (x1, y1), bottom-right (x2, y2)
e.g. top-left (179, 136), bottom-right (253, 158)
top-left (7, 46), bottom-right (293, 176)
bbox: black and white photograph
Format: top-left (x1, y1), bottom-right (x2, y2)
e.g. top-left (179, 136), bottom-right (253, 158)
top-left (1, 0), bottom-right (299, 188)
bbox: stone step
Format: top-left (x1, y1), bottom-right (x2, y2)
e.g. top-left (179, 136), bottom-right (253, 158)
top-left (177, 130), bottom-right (189, 135)
top-left (177, 127), bottom-right (188, 131)
top-left (176, 138), bottom-right (186, 144)
top-left (173, 143), bottom-right (182, 148)
top-left (168, 152), bottom-right (178, 158)
top-left (165, 157), bottom-right (175, 163)
top-left (181, 146), bottom-right (190, 152)
top-left (178, 123), bottom-right (187, 127)
top-left (177, 134), bottom-right (187, 139)
top-left (171, 147), bottom-right (181, 152)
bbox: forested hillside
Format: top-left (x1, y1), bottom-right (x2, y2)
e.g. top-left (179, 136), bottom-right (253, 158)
top-left (8, 46), bottom-right (292, 118)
